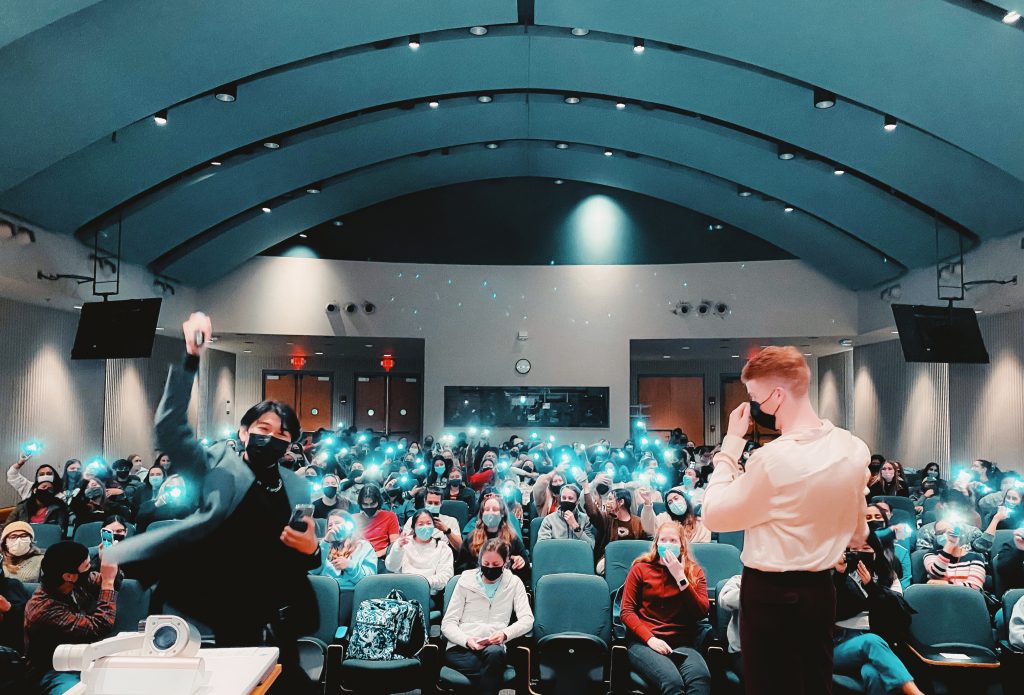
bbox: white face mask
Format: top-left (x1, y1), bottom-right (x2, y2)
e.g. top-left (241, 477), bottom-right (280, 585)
top-left (7, 537), bottom-right (32, 557)
top-left (37, 474), bottom-right (55, 484)
top-left (881, 471), bottom-right (895, 482)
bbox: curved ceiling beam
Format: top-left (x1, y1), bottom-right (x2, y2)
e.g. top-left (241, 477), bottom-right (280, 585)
top-left (156, 143), bottom-right (903, 290)
top-left (0, 0), bottom-right (104, 49)
top-left (5, 34), bottom-right (1020, 245)
top-left (535, 0), bottom-right (1024, 182)
top-left (115, 96), bottom-right (956, 269)
top-left (0, 0), bottom-right (516, 191)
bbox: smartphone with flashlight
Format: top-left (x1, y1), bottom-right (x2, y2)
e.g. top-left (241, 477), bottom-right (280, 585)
top-left (100, 528), bottom-right (114, 548)
top-left (290, 504), bottom-right (314, 532)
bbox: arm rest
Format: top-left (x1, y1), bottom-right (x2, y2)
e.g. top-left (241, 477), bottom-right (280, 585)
top-left (609, 644), bottom-right (631, 695)
top-left (514, 645), bottom-right (541, 695)
top-left (906, 642), bottom-right (1000, 668)
top-left (324, 643), bottom-right (344, 695)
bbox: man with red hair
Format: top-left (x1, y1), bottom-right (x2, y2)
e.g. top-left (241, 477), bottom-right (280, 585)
top-left (702, 346), bottom-right (869, 695)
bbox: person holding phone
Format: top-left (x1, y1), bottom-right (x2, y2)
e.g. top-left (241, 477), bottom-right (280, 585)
top-left (104, 312), bottom-right (321, 695)
top-left (620, 522), bottom-right (711, 695)
top-left (701, 347), bottom-right (869, 695)
top-left (385, 509), bottom-right (454, 593)
top-left (310, 510), bottom-right (376, 590)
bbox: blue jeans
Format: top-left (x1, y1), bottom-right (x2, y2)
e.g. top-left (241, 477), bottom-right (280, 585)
top-left (37, 669), bottom-right (80, 694)
top-left (833, 630), bottom-right (913, 695)
top-left (627, 641), bottom-right (711, 695)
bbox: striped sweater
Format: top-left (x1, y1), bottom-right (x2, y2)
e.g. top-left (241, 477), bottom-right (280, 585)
top-left (923, 549), bottom-right (987, 591)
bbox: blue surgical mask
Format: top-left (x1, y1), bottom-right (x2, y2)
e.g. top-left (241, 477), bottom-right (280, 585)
top-left (425, 503), bottom-right (441, 515)
top-left (657, 543), bottom-right (681, 559)
top-left (668, 501), bottom-right (687, 517)
top-left (415, 525), bottom-right (434, 541)
top-left (149, 475), bottom-right (164, 488)
top-left (434, 465), bottom-right (446, 475)
top-left (482, 512), bottom-right (502, 529)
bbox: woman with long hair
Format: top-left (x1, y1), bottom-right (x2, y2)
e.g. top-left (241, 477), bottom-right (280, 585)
top-left (385, 509), bottom-right (454, 593)
top-left (310, 510), bottom-right (376, 589)
top-left (868, 461), bottom-right (909, 498)
top-left (458, 495), bottom-right (528, 574)
top-left (620, 522), bottom-right (711, 695)
top-left (639, 486), bottom-right (710, 544)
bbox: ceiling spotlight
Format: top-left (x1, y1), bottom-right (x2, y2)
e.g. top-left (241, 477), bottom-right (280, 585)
top-left (261, 206), bottom-right (272, 213)
top-left (305, 186), bottom-right (320, 194)
top-left (813, 87), bottom-right (836, 109)
top-left (469, 26), bottom-right (488, 35)
top-left (633, 38), bottom-right (645, 54)
top-left (883, 114), bottom-right (898, 132)
top-left (210, 160), bottom-right (222, 166)
top-left (153, 110), bottom-right (168, 126)
top-left (0, 221), bottom-right (13, 240)
top-left (564, 95), bottom-right (580, 104)
top-left (262, 141), bottom-right (280, 149)
top-left (1003, 11), bottom-right (1021, 24)
top-left (477, 94), bottom-right (493, 103)
top-left (604, 149), bottom-right (613, 157)
top-left (783, 204), bottom-right (795, 213)
top-left (737, 186), bottom-right (753, 197)
top-left (714, 302), bottom-right (729, 316)
top-left (571, 27), bottom-right (590, 36)
top-left (214, 84), bottom-right (237, 102)
top-left (298, 233), bottom-right (308, 238)
top-left (833, 166), bottom-right (846, 176)
top-left (408, 35), bottom-right (420, 49)
top-left (428, 100), bottom-right (440, 109)
top-left (485, 142), bottom-right (499, 149)
top-left (777, 144), bottom-right (796, 160)
top-left (553, 179), bottom-right (564, 185)
top-left (697, 301), bottom-right (711, 316)
top-left (333, 220), bottom-right (344, 227)
top-left (672, 302), bottom-right (693, 316)
top-left (615, 101), bottom-right (626, 110)
top-left (555, 142), bottom-right (569, 149)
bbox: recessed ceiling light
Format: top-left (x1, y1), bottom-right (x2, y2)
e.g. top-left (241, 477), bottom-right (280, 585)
top-left (738, 187), bottom-right (753, 197)
top-left (153, 110), bottom-right (168, 126)
top-left (477, 95), bottom-right (493, 103)
top-left (553, 179), bottom-right (564, 185)
top-left (333, 220), bottom-right (344, 227)
top-left (777, 144), bottom-right (796, 160)
top-left (633, 38), bottom-right (645, 54)
top-left (555, 142), bottom-right (569, 149)
top-left (571, 27), bottom-right (589, 36)
top-left (813, 87), bottom-right (836, 109)
top-left (364, 344), bottom-right (373, 348)
top-left (783, 205), bottom-right (795, 213)
top-left (262, 141), bottom-right (280, 149)
top-left (564, 95), bottom-right (580, 104)
top-left (469, 26), bottom-right (488, 35)
top-left (210, 160), bottom-right (222, 166)
top-left (883, 114), bottom-right (898, 132)
top-left (974, 309), bottom-right (983, 314)
top-left (298, 233), bottom-right (307, 238)
top-left (662, 355), bottom-right (671, 359)
top-left (73, 305), bottom-right (82, 310)
top-left (214, 84), bottom-right (237, 102)
top-left (1002, 11), bottom-right (1020, 24)
top-left (408, 35), bottom-right (420, 49)
top-left (315, 351), bottom-right (324, 355)
top-left (615, 101), bottom-right (626, 110)
top-left (485, 142), bottom-right (499, 149)
top-left (682, 346), bottom-right (690, 350)
top-left (604, 149), bottom-right (613, 157)
top-left (428, 100), bottom-right (440, 109)
top-left (833, 166), bottom-right (846, 176)
top-left (261, 206), bottom-right (271, 213)
top-left (305, 186), bottom-right (320, 194)
top-left (243, 349), bottom-right (252, 353)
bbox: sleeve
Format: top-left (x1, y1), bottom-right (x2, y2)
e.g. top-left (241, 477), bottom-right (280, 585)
top-left (503, 577), bottom-right (534, 641)
top-left (533, 475), bottom-right (552, 515)
top-left (431, 544), bottom-right (454, 592)
top-left (354, 542), bottom-right (378, 581)
top-left (583, 490), bottom-right (603, 527)
top-left (7, 465), bottom-right (34, 500)
top-left (384, 542), bottom-right (405, 573)
top-left (619, 565), bottom-right (654, 644)
top-left (682, 566), bottom-right (710, 616)
top-left (700, 435), bottom-right (778, 532)
top-left (536, 517), bottom-right (553, 542)
top-left (897, 547), bottom-right (912, 591)
top-left (153, 353), bottom-right (209, 483)
top-left (916, 526), bottom-right (936, 552)
top-left (1009, 596), bottom-right (1024, 650)
top-left (387, 512), bottom-right (401, 537)
top-left (441, 582), bottom-right (471, 648)
top-left (924, 550), bottom-right (954, 580)
top-left (971, 530), bottom-right (994, 555)
top-left (718, 574), bottom-right (742, 612)
top-left (308, 542), bottom-right (327, 576)
top-left (639, 503), bottom-right (658, 537)
top-left (512, 534), bottom-right (529, 565)
top-left (31, 589), bottom-right (118, 641)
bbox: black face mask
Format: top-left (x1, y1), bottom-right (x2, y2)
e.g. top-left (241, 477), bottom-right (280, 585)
top-left (114, 468), bottom-right (130, 481)
top-left (549, 483), bottom-right (563, 496)
top-left (245, 433), bottom-right (291, 471)
top-left (84, 486), bottom-right (104, 501)
top-left (595, 483), bottom-right (610, 496)
top-left (65, 471), bottom-right (82, 487)
top-left (322, 486), bottom-right (338, 498)
top-left (361, 505), bottom-right (379, 518)
top-left (868, 462), bottom-right (883, 474)
top-left (749, 394), bottom-right (778, 430)
top-left (35, 489), bottom-right (56, 505)
top-left (449, 479), bottom-right (462, 489)
top-left (867, 520), bottom-right (886, 534)
top-left (75, 570), bottom-right (92, 588)
top-left (480, 565), bottom-right (503, 581)
top-left (559, 500), bottom-right (576, 513)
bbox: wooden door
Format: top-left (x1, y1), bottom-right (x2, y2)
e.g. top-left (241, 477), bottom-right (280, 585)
top-left (637, 376), bottom-right (705, 446)
top-left (298, 374), bottom-right (332, 431)
top-left (264, 373), bottom-right (297, 409)
top-left (388, 375), bottom-right (422, 441)
top-left (354, 375), bottom-right (387, 433)
top-left (721, 375), bottom-right (779, 443)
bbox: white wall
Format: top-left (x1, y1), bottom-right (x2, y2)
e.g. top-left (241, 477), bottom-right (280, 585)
top-left (198, 256), bottom-right (856, 441)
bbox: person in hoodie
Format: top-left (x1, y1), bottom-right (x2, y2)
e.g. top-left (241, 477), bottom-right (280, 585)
top-left (441, 539), bottom-right (534, 695)
top-left (385, 509), bottom-right (454, 594)
top-left (535, 483), bottom-right (595, 548)
top-left (639, 485), bottom-right (711, 544)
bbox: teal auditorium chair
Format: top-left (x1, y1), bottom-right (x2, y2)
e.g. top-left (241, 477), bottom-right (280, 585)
top-left (991, 529), bottom-right (1018, 597)
top-left (324, 573), bottom-right (437, 695)
top-left (298, 575), bottom-right (341, 683)
top-left (73, 521), bottom-right (135, 547)
top-left (903, 584), bottom-right (1001, 694)
top-left (435, 575), bottom-right (529, 694)
top-left (714, 531), bottom-right (745, 554)
top-left (29, 523), bottom-right (63, 549)
top-left (871, 495), bottom-right (917, 516)
top-left (531, 539), bottom-right (595, 595)
top-left (706, 578), bottom-right (743, 695)
top-left (998, 588), bottom-right (1024, 689)
top-left (144, 519), bottom-right (180, 534)
top-left (604, 540), bottom-right (654, 593)
top-left (440, 500), bottom-right (469, 532)
top-left (111, 579), bottom-right (152, 634)
top-left (690, 542), bottom-right (742, 604)
top-left (533, 573), bottom-right (612, 695)
top-left (530, 516), bottom-right (544, 553)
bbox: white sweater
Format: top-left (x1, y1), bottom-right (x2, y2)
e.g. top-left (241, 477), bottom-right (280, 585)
top-left (441, 569), bottom-right (534, 649)
top-left (384, 531), bottom-right (454, 592)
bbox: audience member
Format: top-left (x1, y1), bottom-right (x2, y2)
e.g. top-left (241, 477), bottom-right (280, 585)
top-left (868, 460), bottom-right (909, 498)
top-left (865, 504), bottom-right (911, 590)
top-left (970, 459), bottom-right (1002, 494)
top-left (134, 473), bottom-right (194, 532)
top-left (459, 496), bottom-right (528, 575)
top-left (924, 523), bottom-right (987, 591)
top-left (994, 527), bottom-right (1024, 593)
top-left (1, 523), bottom-right (44, 583)
top-left (532, 469), bottom-right (567, 519)
top-left (639, 486), bottom-right (710, 544)
top-left (7, 454), bottom-right (60, 502)
top-left (1010, 591), bottom-right (1024, 650)
top-left (402, 487), bottom-right (463, 552)
top-left (981, 488), bottom-right (1022, 532)
top-left (0, 561), bottom-right (30, 653)
top-left (355, 484), bottom-right (400, 559)
top-left (442, 468), bottom-right (478, 516)
top-left (310, 510), bottom-right (376, 589)
top-left (385, 510), bottom-right (454, 594)
top-left (977, 471), bottom-right (1022, 519)
top-left (583, 483), bottom-right (646, 573)
top-left (313, 473), bottom-right (344, 519)
top-left (718, 574), bottom-right (743, 677)
top-left (5, 480), bottom-right (68, 531)
top-left (536, 483), bottom-right (595, 548)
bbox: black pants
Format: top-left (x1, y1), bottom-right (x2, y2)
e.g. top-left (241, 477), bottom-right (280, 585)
top-left (739, 566), bottom-right (835, 695)
top-left (445, 645), bottom-right (507, 695)
top-left (215, 616), bottom-right (316, 695)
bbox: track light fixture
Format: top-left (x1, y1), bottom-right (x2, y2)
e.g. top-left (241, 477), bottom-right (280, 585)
top-left (737, 186), bottom-right (753, 197)
top-left (883, 114), bottom-right (898, 132)
top-left (153, 110), bottom-right (168, 126)
top-left (555, 142), bottom-right (569, 150)
top-left (485, 142), bottom-right (499, 149)
top-left (262, 141), bottom-right (280, 149)
top-left (469, 26), bottom-right (488, 36)
top-left (571, 28), bottom-right (589, 36)
top-left (564, 95), bottom-right (580, 104)
top-left (833, 166), bottom-right (846, 176)
top-left (813, 88), bottom-right (836, 109)
top-left (214, 84), bottom-right (237, 102)
top-left (477, 95), bottom-right (493, 103)
top-left (777, 144), bottom-right (796, 160)
top-left (783, 204), bottom-right (795, 213)
top-left (1003, 11), bottom-right (1020, 24)
top-left (633, 38), bottom-right (645, 54)
top-left (408, 35), bottom-right (420, 49)
top-left (428, 100), bottom-right (440, 109)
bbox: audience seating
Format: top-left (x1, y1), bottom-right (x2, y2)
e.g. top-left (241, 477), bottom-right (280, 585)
top-left (531, 539), bottom-right (595, 595)
top-left (922, 497), bottom-right (940, 514)
top-left (998, 588), bottom-right (1024, 688)
top-left (72, 520), bottom-right (136, 548)
top-left (690, 542), bottom-right (743, 604)
top-left (314, 517), bottom-right (327, 538)
top-left (921, 510), bottom-right (938, 526)
top-left (529, 516), bottom-right (544, 553)
top-left (324, 573), bottom-right (437, 695)
top-left (111, 579), bottom-right (151, 634)
top-left (715, 531), bottom-right (745, 554)
top-left (910, 549), bottom-right (929, 585)
top-left (144, 519), bottom-right (180, 534)
top-left (297, 575), bottom-right (342, 683)
top-left (533, 573), bottom-right (612, 695)
top-left (604, 540), bottom-right (653, 594)
top-left (706, 578), bottom-right (742, 695)
top-left (29, 523), bottom-right (62, 549)
top-left (871, 495), bottom-right (916, 516)
top-left (439, 500), bottom-right (469, 532)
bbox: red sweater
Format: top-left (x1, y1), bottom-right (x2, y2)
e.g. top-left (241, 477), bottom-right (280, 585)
top-left (620, 560), bottom-right (709, 644)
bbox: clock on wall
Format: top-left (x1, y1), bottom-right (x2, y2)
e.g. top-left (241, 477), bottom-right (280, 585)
top-left (515, 358), bottom-right (531, 375)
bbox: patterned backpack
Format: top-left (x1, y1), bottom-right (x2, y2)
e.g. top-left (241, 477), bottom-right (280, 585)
top-left (347, 589), bottom-right (427, 661)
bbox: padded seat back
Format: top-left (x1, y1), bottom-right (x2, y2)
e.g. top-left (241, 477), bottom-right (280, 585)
top-left (872, 495), bottom-right (916, 516)
top-left (904, 584), bottom-right (995, 651)
top-left (308, 575), bottom-right (341, 644)
top-left (29, 523), bottom-right (63, 549)
top-left (910, 549), bottom-right (929, 585)
top-left (112, 579), bottom-right (152, 634)
top-left (73, 521), bottom-right (136, 547)
top-left (440, 500), bottom-right (469, 531)
top-left (691, 542), bottom-right (742, 602)
top-left (716, 531), bottom-right (745, 553)
top-left (604, 540), bottom-right (652, 593)
top-left (530, 516), bottom-right (544, 552)
top-left (534, 573), bottom-right (611, 644)
top-left (531, 539), bottom-right (595, 594)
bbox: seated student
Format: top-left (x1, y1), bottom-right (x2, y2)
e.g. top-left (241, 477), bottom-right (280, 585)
top-left (24, 541), bottom-right (119, 695)
top-left (867, 460), bottom-right (910, 498)
top-left (459, 496), bottom-right (529, 575)
top-left (354, 484), bottom-right (400, 559)
top-left (0, 559), bottom-right (31, 655)
top-left (982, 488), bottom-right (1022, 532)
top-left (865, 504), bottom-right (911, 590)
top-left (135, 474), bottom-right (195, 532)
top-left (310, 510), bottom-right (376, 590)
top-left (136, 464), bottom-right (166, 507)
top-left (620, 522), bottom-right (711, 695)
top-left (583, 483), bottom-right (646, 573)
top-left (441, 539), bottom-right (534, 695)
top-left (461, 488), bottom-right (524, 539)
top-left (402, 487), bottom-right (462, 552)
top-left (443, 468), bottom-right (479, 516)
top-left (7, 453), bottom-right (62, 501)
top-left (977, 471), bottom-right (1022, 519)
top-left (915, 490), bottom-right (993, 554)
top-left (5, 479), bottom-right (68, 532)
top-left (639, 485), bottom-right (710, 544)
top-left (313, 474), bottom-right (345, 519)
top-left (678, 468), bottom-right (705, 508)
top-left (924, 522), bottom-right (987, 591)
top-left (58, 460), bottom-right (83, 504)
top-left (1010, 589), bottom-right (1024, 650)
top-left (833, 536), bottom-right (923, 695)
top-left (536, 483), bottom-right (595, 548)
top-left (995, 527), bottom-right (1024, 593)
top-left (385, 510), bottom-right (454, 594)
top-left (532, 469), bottom-right (568, 519)
top-left (718, 574), bottom-right (743, 679)
top-left (911, 462), bottom-right (946, 512)
top-left (1, 522), bottom-right (44, 582)
top-left (88, 515), bottom-right (130, 570)
top-left (69, 476), bottom-right (133, 529)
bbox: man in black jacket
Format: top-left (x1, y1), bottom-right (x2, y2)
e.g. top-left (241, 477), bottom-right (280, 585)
top-left (106, 312), bottom-right (320, 694)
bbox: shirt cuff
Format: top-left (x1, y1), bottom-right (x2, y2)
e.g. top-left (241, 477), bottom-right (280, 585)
top-left (183, 351), bottom-right (200, 372)
top-left (721, 435), bottom-right (746, 463)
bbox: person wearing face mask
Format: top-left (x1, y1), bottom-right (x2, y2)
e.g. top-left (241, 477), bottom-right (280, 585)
top-left (6, 480), bottom-right (68, 533)
top-left (135, 474), bottom-right (195, 532)
top-left (313, 474), bottom-right (343, 518)
top-left (57, 459), bottom-right (82, 504)
top-left (403, 488), bottom-right (462, 551)
top-left (469, 451), bottom-right (499, 491)
top-left (701, 347), bottom-right (869, 695)
top-left (23, 541), bottom-right (119, 695)
top-left (428, 454), bottom-right (452, 488)
top-left (339, 461), bottom-right (367, 511)
top-left (1, 522), bottom-right (44, 582)
top-left (583, 483), bottom-right (647, 573)
top-left (442, 539), bottom-right (534, 695)
top-left (982, 488), bottom-right (1022, 533)
top-left (911, 462), bottom-right (947, 513)
top-left (620, 522), bottom-right (711, 695)
top-left (459, 496), bottom-right (529, 574)
top-left (140, 464), bottom-right (166, 504)
top-left (994, 527), bottom-right (1024, 595)
top-left (923, 521), bottom-right (987, 591)
top-left (914, 490), bottom-right (991, 554)
top-left (639, 486), bottom-right (711, 544)
top-left (536, 483), bottom-right (595, 548)
top-left (444, 467), bottom-right (479, 516)
top-left (7, 453), bottom-right (61, 501)
top-left (355, 484), bottom-right (400, 560)
top-left (385, 509), bottom-right (454, 594)
top-left (310, 510), bottom-right (376, 590)
top-left (103, 312), bottom-right (322, 695)
top-left (532, 469), bottom-right (568, 519)
top-left (69, 478), bottom-right (121, 530)
top-left (866, 454), bottom-right (886, 491)
top-left (865, 505), bottom-right (911, 590)
top-left (0, 554), bottom-right (31, 658)
top-left (977, 471), bottom-right (1022, 519)
top-left (867, 461), bottom-right (909, 499)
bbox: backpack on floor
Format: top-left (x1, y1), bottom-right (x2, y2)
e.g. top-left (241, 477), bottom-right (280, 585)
top-left (347, 589), bottom-right (426, 661)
